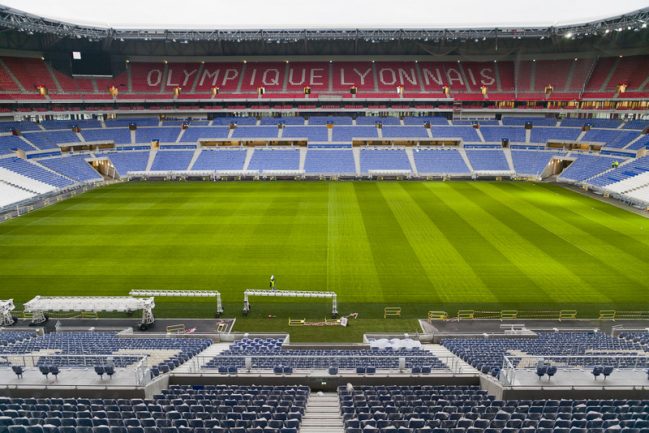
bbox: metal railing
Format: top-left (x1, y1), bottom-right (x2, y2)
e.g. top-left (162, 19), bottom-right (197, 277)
top-left (184, 354), bottom-right (466, 375)
top-left (500, 354), bottom-right (649, 386)
top-left (0, 353), bottom-right (151, 385)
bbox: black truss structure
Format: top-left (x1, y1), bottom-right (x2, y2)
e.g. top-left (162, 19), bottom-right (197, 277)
top-left (0, 5), bottom-right (648, 44)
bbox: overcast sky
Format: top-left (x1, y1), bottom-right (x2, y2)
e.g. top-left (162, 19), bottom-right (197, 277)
top-left (1, 0), bottom-right (648, 30)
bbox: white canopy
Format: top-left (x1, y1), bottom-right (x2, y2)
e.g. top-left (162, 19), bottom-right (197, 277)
top-left (2, 0), bottom-right (647, 30)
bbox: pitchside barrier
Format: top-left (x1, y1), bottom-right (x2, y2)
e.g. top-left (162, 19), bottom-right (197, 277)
top-left (427, 309), bottom-right (644, 322)
top-left (384, 307), bottom-right (401, 318)
top-left (166, 324), bottom-right (186, 334)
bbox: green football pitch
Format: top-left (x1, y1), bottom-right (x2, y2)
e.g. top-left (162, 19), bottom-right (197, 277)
top-left (1, 181), bottom-right (648, 341)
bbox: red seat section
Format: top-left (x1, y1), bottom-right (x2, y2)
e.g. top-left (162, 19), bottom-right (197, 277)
top-left (240, 62), bottom-right (287, 92)
top-left (95, 72), bottom-right (129, 95)
top-left (607, 55), bottom-right (649, 90)
top-left (193, 62), bottom-right (244, 92)
top-left (129, 62), bottom-right (165, 93)
top-left (331, 62), bottom-right (375, 91)
top-left (585, 57), bottom-right (617, 92)
top-left (52, 70), bottom-right (96, 93)
top-left (375, 62), bottom-right (420, 92)
top-left (0, 56), bottom-right (648, 101)
top-left (3, 57), bottom-right (57, 92)
top-left (461, 62), bottom-right (499, 92)
top-left (566, 58), bottom-right (595, 91)
top-left (0, 62), bottom-right (21, 91)
top-left (164, 63), bottom-right (203, 92)
top-left (533, 60), bottom-right (572, 91)
top-left (419, 62), bottom-right (469, 92)
top-left (496, 62), bottom-right (515, 92)
top-left (285, 62), bottom-right (330, 92)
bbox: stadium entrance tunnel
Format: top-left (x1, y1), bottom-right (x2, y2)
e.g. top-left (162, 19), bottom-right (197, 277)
top-left (88, 157), bottom-right (116, 179)
top-left (546, 157), bottom-right (575, 177)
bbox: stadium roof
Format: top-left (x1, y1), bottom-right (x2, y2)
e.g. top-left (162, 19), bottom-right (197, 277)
top-left (1, 0), bottom-right (649, 30)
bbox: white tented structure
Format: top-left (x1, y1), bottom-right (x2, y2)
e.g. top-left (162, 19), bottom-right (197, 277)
top-left (129, 290), bottom-right (224, 316)
top-left (242, 289), bottom-right (338, 317)
top-left (0, 299), bottom-right (16, 326)
top-left (23, 296), bottom-right (156, 329)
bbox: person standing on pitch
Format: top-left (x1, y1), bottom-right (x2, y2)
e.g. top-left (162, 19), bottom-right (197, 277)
top-left (270, 275), bottom-right (276, 291)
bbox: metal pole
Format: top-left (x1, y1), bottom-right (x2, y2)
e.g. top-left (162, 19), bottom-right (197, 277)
top-left (243, 291), bottom-right (249, 315)
top-left (216, 292), bottom-right (223, 317)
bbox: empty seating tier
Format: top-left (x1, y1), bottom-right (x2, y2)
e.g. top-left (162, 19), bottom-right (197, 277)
top-left (192, 149), bottom-right (247, 171)
top-left (442, 331), bottom-right (648, 376)
top-left (0, 331), bottom-right (211, 374)
top-left (0, 385), bottom-right (309, 433)
top-left (203, 338), bottom-right (445, 370)
top-left (340, 385), bottom-right (649, 433)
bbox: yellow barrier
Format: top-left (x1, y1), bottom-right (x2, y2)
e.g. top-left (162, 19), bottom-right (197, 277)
top-left (599, 310), bottom-right (617, 320)
top-left (166, 324), bottom-right (186, 334)
top-left (428, 311), bottom-right (448, 321)
top-left (500, 310), bottom-right (518, 320)
top-left (457, 310), bottom-right (475, 320)
top-left (559, 310), bottom-right (577, 320)
top-left (288, 318), bottom-right (305, 326)
top-left (384, 307), bottom-right (401, 318)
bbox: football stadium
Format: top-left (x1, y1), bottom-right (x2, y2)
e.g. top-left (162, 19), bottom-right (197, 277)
top-left (1, 0), bottom-right (649, 426)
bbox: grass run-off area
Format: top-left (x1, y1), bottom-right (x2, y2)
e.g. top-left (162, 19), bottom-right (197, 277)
top-left (1, 181), bottom-right (648, 341)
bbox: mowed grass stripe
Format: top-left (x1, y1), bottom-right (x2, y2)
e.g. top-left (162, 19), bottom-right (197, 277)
top-left (380, 182), bottom-right (498, 304)
top-left (529, 183), bottom-right (649, 253)
top-left (326, 183), bottom-right (382, 301)
top-left (465, 183), bottom-right (611, 307)
top-left (488, 183), bottom-right (649, 285)
top-left (411, 182), bottom-right (546, 305)
top-left (239, 183), bottom-right (328, 290)
top-left (464, 183), bottom-right (625, 303)
top-left (353, 182), bottom-right (441, 304)
top-left (424, 182), bottom-right (566, 305)
top-left (1, 180), bottom-right (647, 323)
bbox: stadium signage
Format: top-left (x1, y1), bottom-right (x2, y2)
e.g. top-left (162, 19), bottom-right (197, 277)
top-left (141, 61), bottom-right (496, 92)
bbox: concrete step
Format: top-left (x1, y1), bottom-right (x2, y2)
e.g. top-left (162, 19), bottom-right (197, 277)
top-left (302, 392), bottom-right (343, 433)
